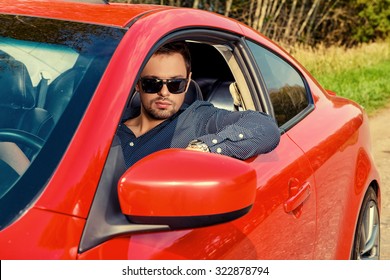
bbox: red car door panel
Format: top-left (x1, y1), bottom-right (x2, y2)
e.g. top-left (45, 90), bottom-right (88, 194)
top-left (78, 134), bottom-right (316, 259)
top-left (286, 90), bottom-right (369, 259)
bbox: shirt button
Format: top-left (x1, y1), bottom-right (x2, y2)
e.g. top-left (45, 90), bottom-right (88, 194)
top-left (212, 139), bottom-right (218, 144)
top-left (129, 142), bottom-right (134, 147)
top-left (216, 148), bottom-right (222, 153)
top-left (239, 133), bottom-right (244, 138)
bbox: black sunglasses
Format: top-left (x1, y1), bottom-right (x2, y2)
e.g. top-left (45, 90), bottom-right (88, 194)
top-left (139, 78), bottom-right (188, 94)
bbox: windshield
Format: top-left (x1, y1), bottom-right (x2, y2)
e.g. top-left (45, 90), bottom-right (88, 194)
top-left (0, 14), bottom-right (125, 228)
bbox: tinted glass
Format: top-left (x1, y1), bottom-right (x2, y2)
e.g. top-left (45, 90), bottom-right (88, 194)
top-left (246, 40), bottom-right (309, 126)
top-left (0, 15), bottom-right (125, 228)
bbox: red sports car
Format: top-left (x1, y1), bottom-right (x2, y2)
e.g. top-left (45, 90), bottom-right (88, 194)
top-left (0, 0), bottom-right (381, 259)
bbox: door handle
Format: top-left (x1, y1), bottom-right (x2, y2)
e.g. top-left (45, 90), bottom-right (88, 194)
top-left (284, 181), bottom-right (311, 213)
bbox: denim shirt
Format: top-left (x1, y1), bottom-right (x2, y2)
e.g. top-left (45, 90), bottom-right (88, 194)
top-left (116, 101), bottom-right (280, 168)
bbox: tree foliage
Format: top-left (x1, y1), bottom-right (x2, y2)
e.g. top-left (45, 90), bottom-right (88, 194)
top-left (110, 0), bottom-right (390, 47)
top-left (353, 0), bottom-right (390, 43)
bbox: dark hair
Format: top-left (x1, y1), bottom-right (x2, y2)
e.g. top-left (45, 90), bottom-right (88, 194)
top-left (155, 41), bottom-right (191, 76)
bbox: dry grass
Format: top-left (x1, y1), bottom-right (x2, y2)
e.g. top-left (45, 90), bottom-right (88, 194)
top-left (287, 41), bottom-right (390, 115)
top-left (290, 41), bottom-right (390, 76)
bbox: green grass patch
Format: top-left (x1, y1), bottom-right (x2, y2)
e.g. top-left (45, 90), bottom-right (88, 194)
top-left (315, 59), bottom-right (390, 115)
top-left (291, 41), bottom-right (390, 115)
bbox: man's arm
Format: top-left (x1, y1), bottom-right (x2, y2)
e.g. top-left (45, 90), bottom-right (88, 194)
top-left (0, 142), bottom-right (30, 175)
top-left (193, 107), bottom-right (280, 160)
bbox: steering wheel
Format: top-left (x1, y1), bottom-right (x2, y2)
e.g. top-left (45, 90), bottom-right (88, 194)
top-left (0, 129), bottom-right (45, 152)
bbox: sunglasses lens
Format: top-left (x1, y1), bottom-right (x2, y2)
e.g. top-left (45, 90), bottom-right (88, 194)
top-left (141, 79), bottom-right (163, 93)
top-left (140, 78), bottom-right (188, 94)
top-left (167, 79), bottom-right (187, 93)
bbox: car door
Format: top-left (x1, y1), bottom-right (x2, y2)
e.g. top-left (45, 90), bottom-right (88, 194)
top-left (236, 40), bottom-right (317, 259)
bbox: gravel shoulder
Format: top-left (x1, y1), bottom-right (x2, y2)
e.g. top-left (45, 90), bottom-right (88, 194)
top-left (368, 107), bottom-right (390, 259)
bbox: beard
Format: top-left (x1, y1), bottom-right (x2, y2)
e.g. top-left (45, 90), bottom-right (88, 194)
top-left (142, 97), bottom-right (179, 120)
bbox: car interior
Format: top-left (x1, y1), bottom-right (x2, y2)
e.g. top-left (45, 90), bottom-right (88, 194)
top-left (0, 50), bottom-right (55, 191)
top-left (189, 43), bottom-right (239, 110)
top-left (0, 46), bottom-right (90, 197)
top-left (0, 51), bottom-right (55, 153)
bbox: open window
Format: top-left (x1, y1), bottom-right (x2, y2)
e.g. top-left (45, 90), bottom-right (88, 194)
top-left (188, 41), bottom-right (257, 112)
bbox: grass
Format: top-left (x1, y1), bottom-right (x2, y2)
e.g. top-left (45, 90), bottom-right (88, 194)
top-left (290, 41), bottom-right (390, 115)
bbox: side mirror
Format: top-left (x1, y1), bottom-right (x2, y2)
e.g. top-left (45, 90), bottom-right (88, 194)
top-left (118, 149), bottom-right (257, 229)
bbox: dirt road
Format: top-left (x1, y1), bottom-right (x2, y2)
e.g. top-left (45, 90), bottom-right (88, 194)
top-left (369, 107), bottom-right (390, 259)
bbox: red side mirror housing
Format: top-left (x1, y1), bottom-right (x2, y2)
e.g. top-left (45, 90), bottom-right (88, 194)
top-left (118, 149), bottom-right (257, 229)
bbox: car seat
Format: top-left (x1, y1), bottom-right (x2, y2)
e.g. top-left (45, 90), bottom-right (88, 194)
top-left (0, 54), bottom-right (54, 157)
top-left (43, 67), bottom-right (86, 123)
top-left (0, 55), bottom-right (54, 138)
top-left (196, 78), bottom-right (241, 111)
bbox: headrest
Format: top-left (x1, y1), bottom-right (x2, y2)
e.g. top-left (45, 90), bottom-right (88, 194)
top-left (0, 56), bottom-right (35, 109)
top-left (184, 79), bottom-right (204, 104)
top-left (205, 80), bottom-right (241, 111)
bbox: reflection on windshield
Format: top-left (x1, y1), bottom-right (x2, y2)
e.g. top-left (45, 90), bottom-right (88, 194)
top-left (0, 38), bottom-right (78, 86)
top-left (0, 14), bottom-right (125, 229)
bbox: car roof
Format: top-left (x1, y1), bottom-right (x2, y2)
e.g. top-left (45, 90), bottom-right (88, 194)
top-left (0, 0), bottom-right (172, 28)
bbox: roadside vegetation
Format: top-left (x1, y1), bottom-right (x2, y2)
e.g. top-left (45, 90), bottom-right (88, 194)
top-left (114, 0), bottom-right (390, 48)
top-left (291, 41), bottom-right (390, 115)
top-left (112, 0), bottom-right (390, 115)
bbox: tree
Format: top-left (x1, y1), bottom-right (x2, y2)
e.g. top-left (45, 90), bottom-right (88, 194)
top-left (353, 0), bottom-right (390, 42)
top-left (109, 0), bottom-right (390, 47)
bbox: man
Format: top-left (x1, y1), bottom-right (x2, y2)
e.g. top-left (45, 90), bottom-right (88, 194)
top-left (117, 41), bottom-right (280, 168)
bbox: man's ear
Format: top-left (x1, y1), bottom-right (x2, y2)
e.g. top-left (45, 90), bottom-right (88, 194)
top-left (135, 81), bottom-right (140, 92)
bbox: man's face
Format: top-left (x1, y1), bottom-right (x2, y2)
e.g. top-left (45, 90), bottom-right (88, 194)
top-left (137, 52), bottom-right (191, 120)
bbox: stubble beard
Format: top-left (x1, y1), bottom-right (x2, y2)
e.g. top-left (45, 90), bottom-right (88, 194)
top-left (143, 97), bottom-right (178, 120)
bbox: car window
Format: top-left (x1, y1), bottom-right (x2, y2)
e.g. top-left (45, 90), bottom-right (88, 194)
top-left (246, 40), bottom-right (309, 127)
top-left (0, 14), bottom-right (125, 229)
